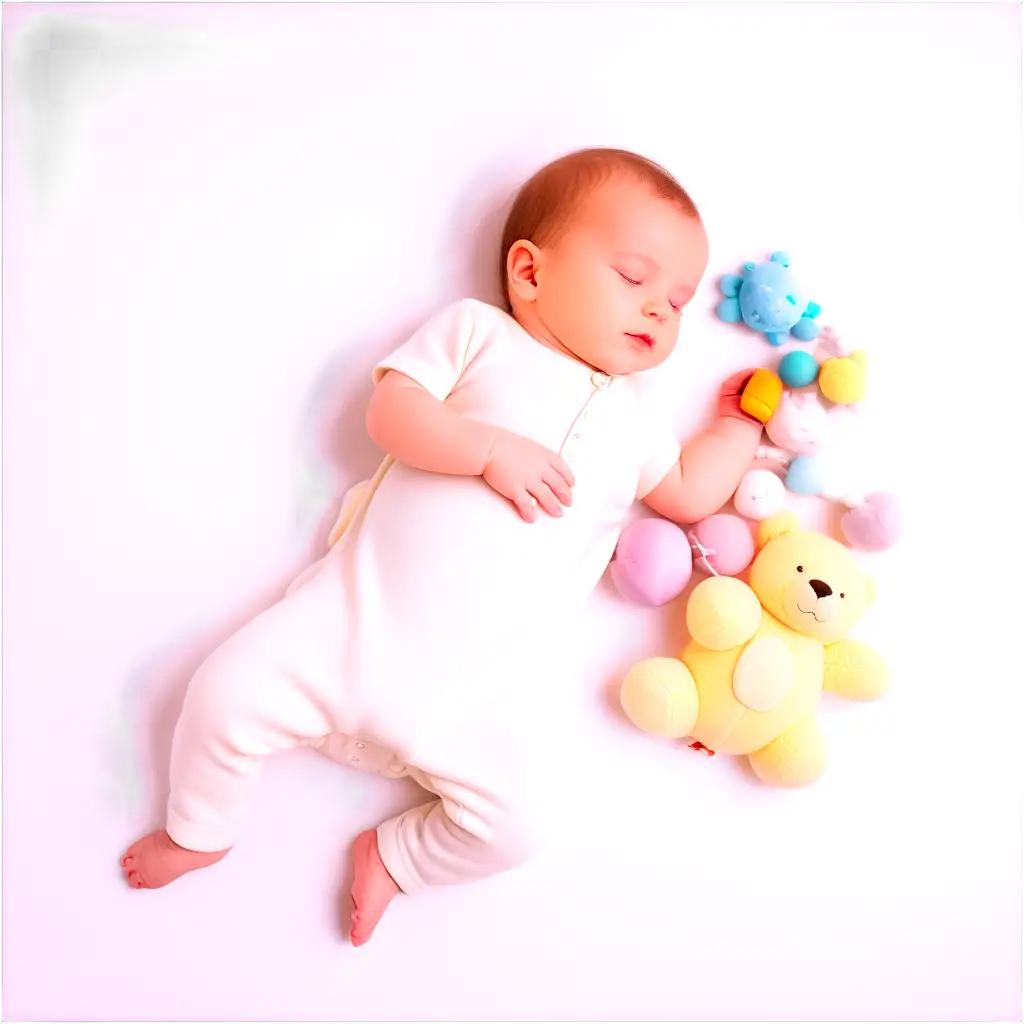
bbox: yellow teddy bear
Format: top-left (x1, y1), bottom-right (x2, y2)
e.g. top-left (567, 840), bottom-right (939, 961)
top-left (620, 512), bottom-right (887, 786)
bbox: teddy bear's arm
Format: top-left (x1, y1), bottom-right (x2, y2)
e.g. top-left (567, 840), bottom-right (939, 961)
top-left (823, 639), bottom-right (888, 701)
top-left (685, 576), bottom-right (762, 651)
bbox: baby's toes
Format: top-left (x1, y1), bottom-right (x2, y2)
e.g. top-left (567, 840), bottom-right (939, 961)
top-left (121, 839), bottom-right (146, 864)
top-left (127, 870), bottom-right (146, 889)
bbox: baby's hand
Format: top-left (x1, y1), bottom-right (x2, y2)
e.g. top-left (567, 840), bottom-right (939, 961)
top-left (481, 430), bottom-right (575, 523)
top-left (717, 369), bottom-right (756, 420)
top-left (718, 368), bottom-right (776, 424)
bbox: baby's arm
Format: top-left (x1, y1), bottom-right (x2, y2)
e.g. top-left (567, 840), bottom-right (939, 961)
top-left (367, 369), bottom-right (498, 476)
top-left (367, 370), bottom-right (575, 522)
top-left (642, 371), bottom-right (762, 524)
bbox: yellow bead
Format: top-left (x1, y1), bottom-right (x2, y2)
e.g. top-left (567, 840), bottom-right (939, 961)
top-left (739, 368), bottom-right (784, 423)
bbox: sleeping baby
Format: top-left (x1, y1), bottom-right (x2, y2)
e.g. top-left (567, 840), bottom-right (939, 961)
top-left (120, 147), bottom-right (763, 946)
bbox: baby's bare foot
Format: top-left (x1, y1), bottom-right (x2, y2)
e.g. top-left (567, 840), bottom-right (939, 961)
top-left (120, 829), bottom-right (229, 889)
top-left (349, 829), bottom-right (400, 946)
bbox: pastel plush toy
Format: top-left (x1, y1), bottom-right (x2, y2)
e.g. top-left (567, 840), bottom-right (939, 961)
top-left (816, 326), bottom-right (868, 406)
top-left (733, 388), bottom-right (835, 515)
top-left (609, 514), bottom-right (755, 606)
top-left (619, 512), bottom-right (887, 787)
top-left (733, 467), bottom-right (787, 521)
top-left (716, 252), bottom-right (822, 346)
top-left (765, 388), bottom-right (833, 454)
top-left (819, 350), bottom-right (868, 405)
top-left (733, 383), bottom-right (903, 551)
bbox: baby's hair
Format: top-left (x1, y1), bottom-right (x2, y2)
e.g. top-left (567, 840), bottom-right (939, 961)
top-left (498, 147), bottom-right (700, 311)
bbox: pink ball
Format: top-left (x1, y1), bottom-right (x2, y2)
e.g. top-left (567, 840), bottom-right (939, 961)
top-left (689, 514), bottom-right (755, 576)
top-left (609, 518), bottom-right (693, 606)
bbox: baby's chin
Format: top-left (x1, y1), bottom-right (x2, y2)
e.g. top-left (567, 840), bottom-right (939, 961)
top-left (561, 331), bottom-right (669, 376)
top-left (590, 343), bottom-right (666, 376)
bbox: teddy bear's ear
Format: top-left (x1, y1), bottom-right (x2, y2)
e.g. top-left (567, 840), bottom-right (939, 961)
top-left (756, 511), bottom-right (800, 550)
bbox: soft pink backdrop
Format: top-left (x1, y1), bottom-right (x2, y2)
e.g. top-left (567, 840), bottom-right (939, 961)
top-left (3, 2), bottom-right (1021, 1021)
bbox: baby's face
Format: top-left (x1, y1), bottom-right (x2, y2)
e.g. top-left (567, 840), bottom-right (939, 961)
top-left (510, 177), bottom-right (708, 375)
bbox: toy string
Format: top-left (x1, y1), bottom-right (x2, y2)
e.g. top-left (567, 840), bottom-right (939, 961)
top-left (688, 532), bottom-right (720, 577)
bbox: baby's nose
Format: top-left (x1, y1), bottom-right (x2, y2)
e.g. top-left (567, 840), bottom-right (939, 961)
top-left (809, 578), bottom-right (832, 598)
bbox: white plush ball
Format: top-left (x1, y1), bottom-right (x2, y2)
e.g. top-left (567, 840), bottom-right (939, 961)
top-left (766, 390), bottom-right (832, 454)
top-left (734, 469), bottom-right (786, 520)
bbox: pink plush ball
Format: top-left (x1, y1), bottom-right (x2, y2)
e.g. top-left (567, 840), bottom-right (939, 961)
top-left (690, 514), bottom-right (755, 576)
top-left (840, 492), bottom-right (902, 551)
top-left (609, 518), bottom-right (693, 606)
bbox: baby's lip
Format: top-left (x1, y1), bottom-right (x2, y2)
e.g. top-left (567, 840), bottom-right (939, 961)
top-left (625, 332), bottom-right (655, 348)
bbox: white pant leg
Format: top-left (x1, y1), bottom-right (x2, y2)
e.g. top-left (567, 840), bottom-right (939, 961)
top-left (374, 689), bottom-right (544, 895)
top-left (376, 774), bottom-right (538, 895)
top-left (165, 580), bottom-right (347, 853)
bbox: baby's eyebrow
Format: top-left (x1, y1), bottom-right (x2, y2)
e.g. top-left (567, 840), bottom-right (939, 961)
top-left (615, 249), bottom-right (660, 271)
top-left (615, 250), bottom-right (695, 299)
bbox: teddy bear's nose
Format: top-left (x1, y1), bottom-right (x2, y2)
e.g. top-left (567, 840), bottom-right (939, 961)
top-left (810, 578), bottom-right (832, 598)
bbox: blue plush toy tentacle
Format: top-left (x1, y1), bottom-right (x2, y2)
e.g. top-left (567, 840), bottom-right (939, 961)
top-left (716, 297), bottom-right (742, 323)
top-left (719, 274), bottom-right (744, 298)
top-left (790, 319), bottom-right (820, 342)
top-left (791, 301), bottom-right (821, 341)
top-left (765, 331), bottom-right (785, 346)
top-left (769, 251), bottom-right (790, 267)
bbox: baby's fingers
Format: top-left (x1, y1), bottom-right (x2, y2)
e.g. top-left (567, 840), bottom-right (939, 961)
top-left (513, 491), bottom-right (540, 523)
top-left (551, 455), bottom-right (576, 490)
top-left (528, 481), bottom-right (564, 519)
top-left (542, 467), bottom-right (573, 507)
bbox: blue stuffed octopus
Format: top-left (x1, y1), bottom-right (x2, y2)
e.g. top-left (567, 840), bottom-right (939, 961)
top-left (716, 251), bottom-right (821, 346)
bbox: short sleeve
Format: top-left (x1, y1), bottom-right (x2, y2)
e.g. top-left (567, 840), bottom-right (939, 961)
top-left (371, 299), bottom-right (480, 402)
top-left (636, 403), bottom-right (682, 500)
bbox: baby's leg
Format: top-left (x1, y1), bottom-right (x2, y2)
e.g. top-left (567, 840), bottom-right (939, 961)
top-left (347, 774), bottom-right (536, 946)
top-left (376, 774), bottom-right (538, 894)
top-left (344, 688), bottom-right (542, 943)
top-left (122, 602), bottom-right (340, 890)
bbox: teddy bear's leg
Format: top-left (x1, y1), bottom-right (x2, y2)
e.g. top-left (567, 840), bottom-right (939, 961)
top-left (620, 657), bottom-right (699, 739)
top-left (747, 714), bottom-right (826, 787)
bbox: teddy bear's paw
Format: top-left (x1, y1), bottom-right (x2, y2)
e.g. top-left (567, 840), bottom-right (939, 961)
top-left (620, 658), bottom-right (699, 739)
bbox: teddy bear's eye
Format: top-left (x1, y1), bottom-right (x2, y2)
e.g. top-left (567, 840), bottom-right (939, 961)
top-left (796, 565), bottom-right (804, 573)
top-left (840, 593), bottom-right (845, 599)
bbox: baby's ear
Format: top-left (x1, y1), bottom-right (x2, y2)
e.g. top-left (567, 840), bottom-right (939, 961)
top-left (756, 511), bottom-right (800, 550)
top-left (506, 239), bottom-right (541, 302)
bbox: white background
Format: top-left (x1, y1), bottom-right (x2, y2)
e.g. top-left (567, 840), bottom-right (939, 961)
top-left (3, 2), bottom-right (1021, 1021)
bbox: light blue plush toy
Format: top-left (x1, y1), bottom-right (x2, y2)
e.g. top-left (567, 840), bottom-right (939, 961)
top-left (716, 251), bottom-right (821, 346)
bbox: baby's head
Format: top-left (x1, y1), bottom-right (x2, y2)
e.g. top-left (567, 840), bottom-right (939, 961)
top-left (500, 148), bottom-right (708, 376)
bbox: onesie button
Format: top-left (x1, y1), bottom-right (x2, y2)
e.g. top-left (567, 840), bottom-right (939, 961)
top-left (572, 432), bottom-right (581, 440)
top-left (349, 755), bottom-right (360, 763)
top-left (355, 741), bottom-right (366, 750)
top-left (591, 371), bottom-right (611, 389)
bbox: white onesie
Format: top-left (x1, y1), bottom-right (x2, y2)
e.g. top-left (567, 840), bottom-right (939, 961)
top-left (163, 298), bottom-right (682, 894)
